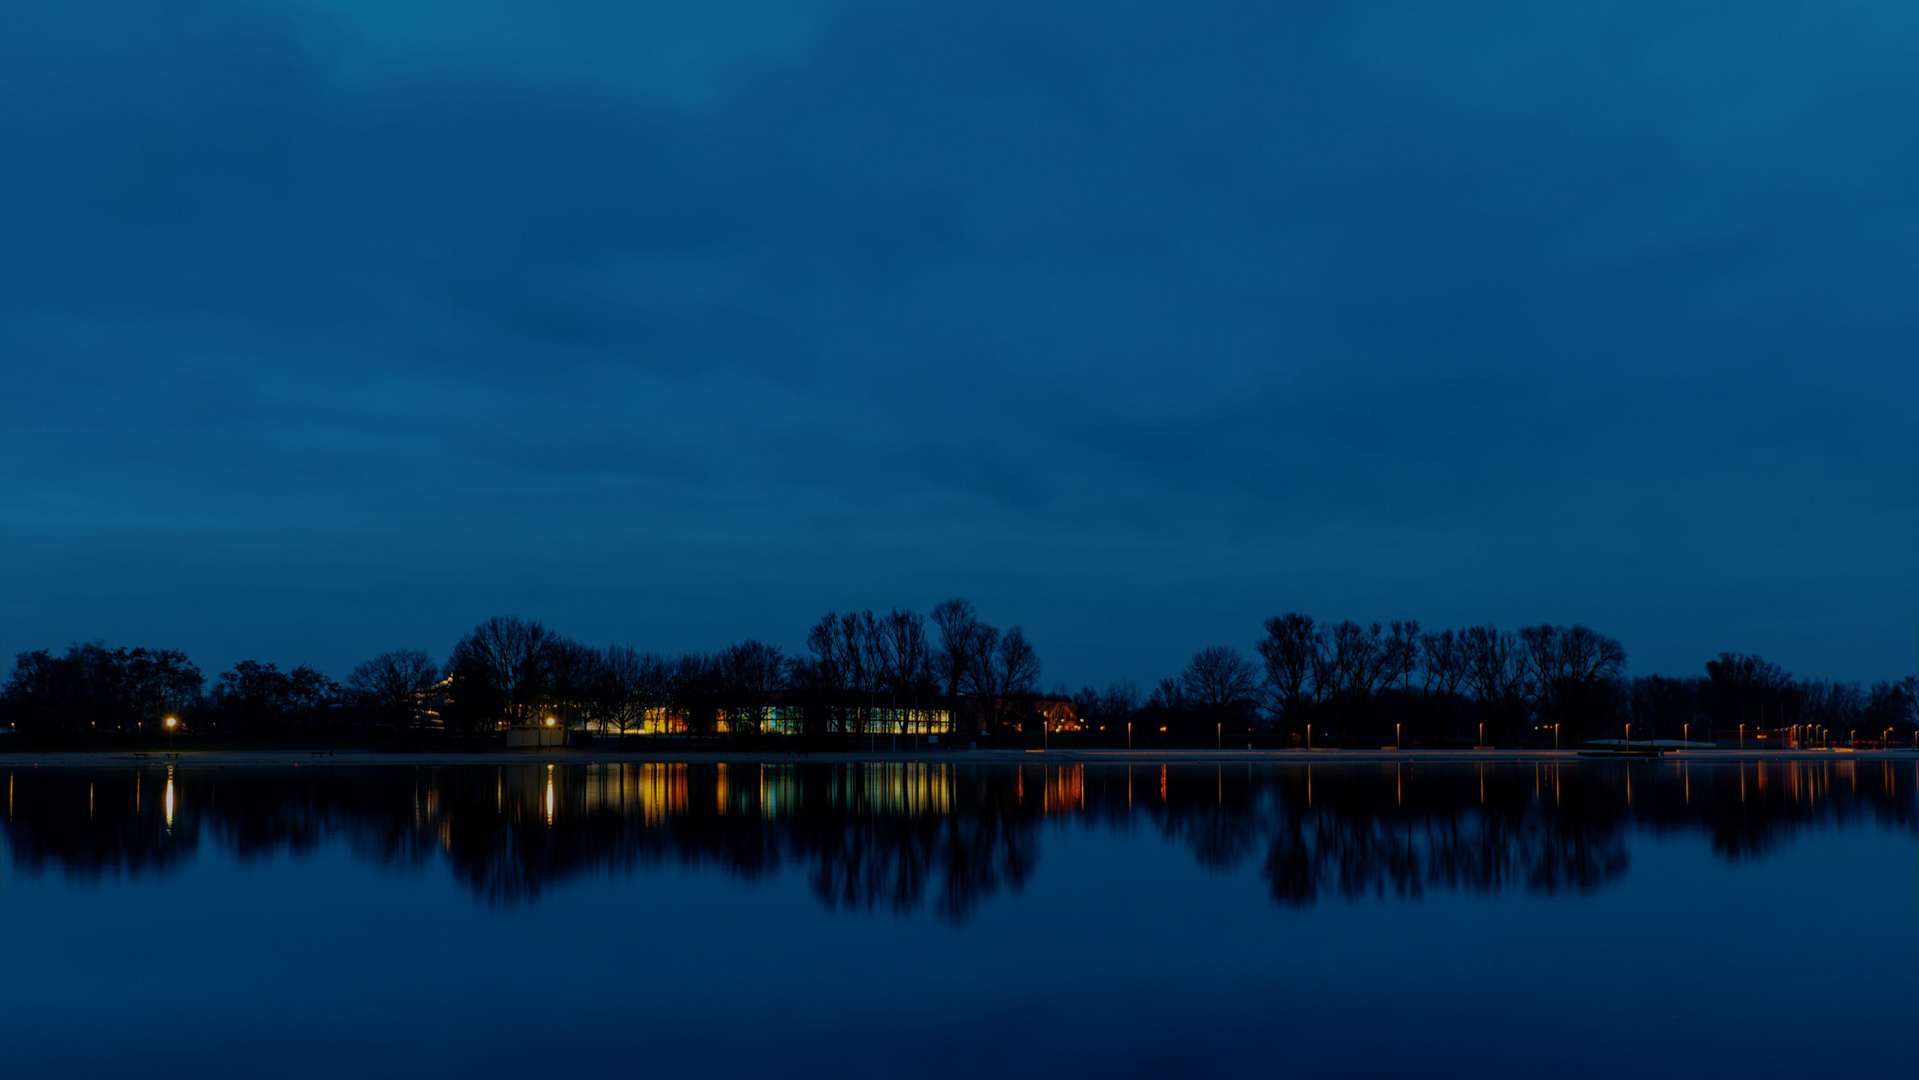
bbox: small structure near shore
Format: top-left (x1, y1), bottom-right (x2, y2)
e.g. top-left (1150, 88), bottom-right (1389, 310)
top-left (505, 722), bottom-right (567, 749)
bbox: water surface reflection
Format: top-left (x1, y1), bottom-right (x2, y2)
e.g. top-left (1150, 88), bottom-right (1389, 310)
top-left (6, 759), bottom-right (1915, 915)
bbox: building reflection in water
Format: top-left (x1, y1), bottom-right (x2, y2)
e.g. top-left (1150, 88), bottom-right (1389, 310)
top-left (2, 759), bottom-right (1914, 918)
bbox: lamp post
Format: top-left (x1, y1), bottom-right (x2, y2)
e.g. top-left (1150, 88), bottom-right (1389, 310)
top-left (164, 715), bottom-right (177, 754)
top-left (1625, 722), bottom-right (1632, 751)
top-left (1396, 722), bottom-right (1401, 751)
top-left (1307, 724), bottom-right (1313, 751)
top-left (1216, 723), bottom-right (1221, 751)
top-left (1127, 722), bottom-right (1132, 751)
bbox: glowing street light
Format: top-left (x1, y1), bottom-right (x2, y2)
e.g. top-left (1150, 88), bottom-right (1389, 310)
top-left (164, 715), bottom-right (178, 754)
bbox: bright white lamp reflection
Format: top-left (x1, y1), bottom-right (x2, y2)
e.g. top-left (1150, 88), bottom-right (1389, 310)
top-left (545, 764), bottom-right (555, 824)
top-left (164, 765), bottom-right (175, 830)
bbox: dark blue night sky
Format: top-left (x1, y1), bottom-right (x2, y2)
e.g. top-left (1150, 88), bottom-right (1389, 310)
top-left (2, 1), bottom-right (1914, 686)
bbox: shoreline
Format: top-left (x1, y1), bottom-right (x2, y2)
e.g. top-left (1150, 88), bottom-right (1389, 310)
top-left (2, 747), bottom-right (1913, 768)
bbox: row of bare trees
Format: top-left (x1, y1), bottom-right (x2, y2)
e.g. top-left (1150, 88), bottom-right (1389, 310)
top-left (0, 599), bottom-right (1045, 741)
top-left (1626, 655), bottom-right (1917, 746)
top-left (798, 600), bottom-right (1040, 732)
top-left (1099, 617), bottom-right (1628, 746)
top-left (9, 608), bottom-right (1913, 746)
top-left (0, 643), bottom-right (345, 739)
top-left (402, 600), bottom-right (1045, 738)
top-left (0, 644), bottom-right (203, 734)
top-left (427, 617), bottom-right (796, 740)
top-left (1075, 615), bottom-right (1916, 747)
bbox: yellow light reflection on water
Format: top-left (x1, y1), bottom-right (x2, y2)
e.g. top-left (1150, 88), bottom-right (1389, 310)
top-left (1045, 765), bottom-right (1084, 815)
top-left (164, 765), bottom-right (175, 831)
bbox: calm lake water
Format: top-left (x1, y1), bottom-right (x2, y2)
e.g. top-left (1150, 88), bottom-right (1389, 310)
top-left (3, 757), bottom-right (1915, 1078)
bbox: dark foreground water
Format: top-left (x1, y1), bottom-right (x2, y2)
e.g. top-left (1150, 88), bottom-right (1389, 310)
top-left (3, 757), bottom-right (1915, 1078)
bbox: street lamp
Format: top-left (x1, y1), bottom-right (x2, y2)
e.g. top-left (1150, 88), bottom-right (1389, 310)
top-left (1396, 722), bottom-right (1401, 751)
top-left (164, 715), bottom-right (177, 754)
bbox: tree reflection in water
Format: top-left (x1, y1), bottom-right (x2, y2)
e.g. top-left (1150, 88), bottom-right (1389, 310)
top-left (4, 759), bottom-right (1915, 917)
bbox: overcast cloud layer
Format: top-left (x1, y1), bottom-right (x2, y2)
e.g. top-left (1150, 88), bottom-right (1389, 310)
top-left (2, 0), bottom-right (1915, 685)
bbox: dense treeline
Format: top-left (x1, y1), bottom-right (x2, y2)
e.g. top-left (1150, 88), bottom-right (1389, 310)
top-left (0, 599), bottom-right (1040, 743)
top-left (1088, 616), bottom-right (1917, 748)
top-left (433, 600), bottom-right (1039, 738)
top-left (0, 644), bottom-right (339, 739)
top-left (2, 605), bottom-right (1914, 746)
